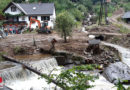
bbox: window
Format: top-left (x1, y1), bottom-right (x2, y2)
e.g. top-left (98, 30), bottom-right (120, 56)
top-left (41, 16), bottom-right (50, 21)
top-left (22, 16), bottom-right (25, 21)
top-left (11, 6), bottom-right (16, 12)
top-left (29, 16), bottom-right (37, 20)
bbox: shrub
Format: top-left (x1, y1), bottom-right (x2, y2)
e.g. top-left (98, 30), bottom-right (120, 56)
top-left (13, 46), bottom-right (26, 54)
top-left (0, 52), bottom-right (7, 61)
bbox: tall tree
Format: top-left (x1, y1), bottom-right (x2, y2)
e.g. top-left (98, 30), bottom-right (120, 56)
top-left (12, 0), bottom-right (25, 3)
top-left (56, 11), bottom-right (74, 43)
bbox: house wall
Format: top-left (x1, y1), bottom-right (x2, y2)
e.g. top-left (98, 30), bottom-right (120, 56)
top-left (5, 5), bottom-right (22, 15)
top-left (19, 8), bottom-right (56, 29)
top-left (5, 5), bottom-right (56, 29)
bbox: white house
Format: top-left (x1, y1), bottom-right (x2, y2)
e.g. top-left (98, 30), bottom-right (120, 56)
top-left (2, 2), bottom-right (56, 29)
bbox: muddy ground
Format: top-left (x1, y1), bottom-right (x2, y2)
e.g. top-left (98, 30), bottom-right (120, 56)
top-left (106, 35), bottom-right (130, 49)
top-left (0, 27), bottom-right (121, 67)
top-left (0, 30), bottom-right (88, 56)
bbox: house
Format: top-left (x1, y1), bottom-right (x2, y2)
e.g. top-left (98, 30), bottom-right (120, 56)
top-left (2, 2), bottom-right (56, 29)
top-left (122, 11), bottom-right (130, 24)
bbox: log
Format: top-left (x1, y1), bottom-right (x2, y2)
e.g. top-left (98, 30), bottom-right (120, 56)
top-left (2, 55), bottom-right (65, 89)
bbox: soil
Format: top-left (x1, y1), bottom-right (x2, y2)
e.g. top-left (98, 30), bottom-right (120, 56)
top-left (84, 45), bottom-right (119, 67)
top-left (106, 35), bottom-right (130, 49)
top-left (0, 29), bottom-right (120, 68)
top-left (13, 53), bottom-right (51, 61)
top-left (87, 25), bottom-right (120, 33)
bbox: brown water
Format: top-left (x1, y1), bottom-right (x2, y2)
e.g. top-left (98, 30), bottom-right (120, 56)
top-left (13, 53), bottom-right (51, 61)
top-left (0, 64), bottom-right (15, 70)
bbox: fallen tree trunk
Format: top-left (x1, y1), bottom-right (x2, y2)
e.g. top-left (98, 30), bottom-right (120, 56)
top-left (2, 55), bottom-right (65, 89)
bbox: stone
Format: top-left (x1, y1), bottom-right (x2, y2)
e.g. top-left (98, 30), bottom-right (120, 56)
top-left (103, 62), bottom-right (130, 84)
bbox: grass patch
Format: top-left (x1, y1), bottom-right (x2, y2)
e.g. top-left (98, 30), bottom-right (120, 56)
top-left (13, 46), bottom-right (26, 55)
top-left (114, 24), bottom-right (130, 34)
top-left (0, 52), bottom-right (7, 61)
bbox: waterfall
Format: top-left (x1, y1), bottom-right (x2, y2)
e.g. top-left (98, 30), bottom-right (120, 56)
top-left (0, 57), bottom-right (60, 90)
top-left (0, 65), bottom-right (31, 82)
top-left (102, 42), bottom-right (130, 67)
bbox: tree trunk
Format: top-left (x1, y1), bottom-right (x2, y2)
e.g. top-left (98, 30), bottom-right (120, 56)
top-left (2, 55), bottom-right (66, 89)
top-left (104, 2), bottom-right (108, 24)
top-left (63, 29), bottom-right (67, 43)
top-left (98, 0), bottom-right (103, 25)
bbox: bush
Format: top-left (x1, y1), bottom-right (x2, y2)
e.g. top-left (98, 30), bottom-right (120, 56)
top-left (13, 46), bottom-right (26, 54)
top-left (70, 9), bottom-right (83, 21)
top-left (56, 11), bottom-right (75, 42)
top-left (119, 25), bottom-right (130, 34)
top-left (0, 52), bottom-right (7, 61)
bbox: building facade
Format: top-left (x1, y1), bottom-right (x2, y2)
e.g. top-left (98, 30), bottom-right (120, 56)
top-left (3, 2), bottom-right (56, 29)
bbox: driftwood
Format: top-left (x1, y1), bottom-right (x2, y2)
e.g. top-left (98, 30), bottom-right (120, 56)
top-left (2, 55), bottom-right (65, 89)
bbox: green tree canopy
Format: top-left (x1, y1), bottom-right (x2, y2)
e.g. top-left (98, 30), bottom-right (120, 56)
top-left (56, 11), bottom-right (74, 42)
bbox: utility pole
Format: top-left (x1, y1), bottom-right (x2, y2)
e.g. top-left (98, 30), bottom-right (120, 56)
top-left (98, 0), bottom-right (104, 25)
top-left (104, 0), bottom-right (108, 24)
top-left (104, 0), bottom-right (111, 24)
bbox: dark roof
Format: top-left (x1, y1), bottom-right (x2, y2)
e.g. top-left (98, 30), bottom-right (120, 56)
top-left (3, 2), bottom-right (55, 15)
top-left (88, 39), bottom-right (100, 45)
top-left (122, 11), bottom-right (130, 18)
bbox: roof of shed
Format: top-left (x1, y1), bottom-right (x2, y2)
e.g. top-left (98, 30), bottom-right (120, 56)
top-left (122, 11), bottom-right (130, 18)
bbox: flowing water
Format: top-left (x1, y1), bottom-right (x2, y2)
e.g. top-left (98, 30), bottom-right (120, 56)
top-left (102, 42), bottom-right (130, 67)
top-left (0, 57), bottom-right (61, 90)
top-left (1, 41), bottom-right (130, 90)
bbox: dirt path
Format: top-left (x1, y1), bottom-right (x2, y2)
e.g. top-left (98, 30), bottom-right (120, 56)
top-left (109, 8), bottom-right (130, 29)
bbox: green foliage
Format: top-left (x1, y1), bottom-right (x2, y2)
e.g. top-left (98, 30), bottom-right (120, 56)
top-left (115, 80), bottom-right (130, 90)
top-left (77, 4), bottom-right (87, 13)
top-left (0, 52), bottom-right (6, 61)
top-left (12, 0), bottom-right (25, 3)
top-left (116, 24), bottom-right (130, 34)
top-left (70, 9), bottom-right (83, 21)
top-left (74, 64), bottom-right (101, 71)
top-left (115, 80), bottom-right (126, 90)
top-left (45, 65), bottom-right (99, 89)
top-left (0, 0), bottom-right (11, 14)
top-left (56, 11), bottom-right (74, 42)
top-left (0, 21), bottom-right (3, 27)
top-left (122, 2), bottom-right (130, 11)
top-left (13, 46), bottom-right (26, 54)
top-left (112, 37), bottom-right (120, 43)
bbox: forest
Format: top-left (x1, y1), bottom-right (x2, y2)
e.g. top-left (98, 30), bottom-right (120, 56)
top-left (0, 0), bottom-right (130, 23)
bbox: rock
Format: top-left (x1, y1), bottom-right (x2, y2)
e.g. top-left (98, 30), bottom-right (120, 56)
top-left (103, 62), bottom-right (130, 84)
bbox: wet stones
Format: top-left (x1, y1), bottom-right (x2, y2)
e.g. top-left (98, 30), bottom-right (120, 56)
top-left (103, 62), bottom-right (130, 84)
top-left (84, 45), bottom-right (119, 67)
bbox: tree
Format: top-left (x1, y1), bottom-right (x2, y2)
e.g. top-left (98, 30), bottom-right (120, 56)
top-left (56, 11), bottom-right (74, 43)
top-left (12, 0), bottom-right (25, 3)
top-left (3, 55), bottom-right (99, 90)
top-left (0, 0), bottom-right (11, 14)
top-left (70, 9), bottom-right (83, 21)
top-left (44, 64), bottom-right (99, 89)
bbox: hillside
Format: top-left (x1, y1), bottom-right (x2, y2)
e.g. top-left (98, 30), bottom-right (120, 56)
top-left (0, 0), bottom-right (130, 22)
top-left (0, 0), bottom-right (11, 14)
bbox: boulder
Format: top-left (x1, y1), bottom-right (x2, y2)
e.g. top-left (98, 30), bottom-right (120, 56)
top-left (103, 62), bottom-right (130, 84)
